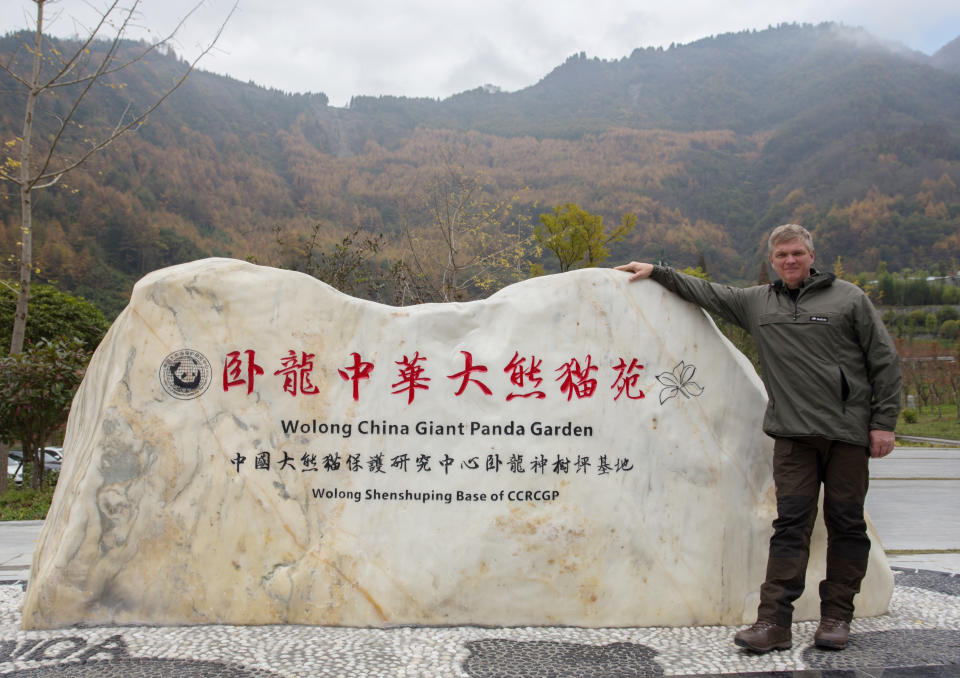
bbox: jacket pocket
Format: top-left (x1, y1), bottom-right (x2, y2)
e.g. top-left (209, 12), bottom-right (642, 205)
top-left (839, 367), bottom-right (850, 412)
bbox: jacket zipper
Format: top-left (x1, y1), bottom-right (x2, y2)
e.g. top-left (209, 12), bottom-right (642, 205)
top-left (791, 286), bottom-right (846, 413)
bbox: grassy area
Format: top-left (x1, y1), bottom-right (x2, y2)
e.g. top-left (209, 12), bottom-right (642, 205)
top-left (896, 403), bottom-right (960, 442)
top-left (0, 480), bottom-right (56, 521)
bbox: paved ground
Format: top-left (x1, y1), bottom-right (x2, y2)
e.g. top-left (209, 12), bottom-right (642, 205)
top-left (866, 447), bottom-right (960, 574)
top-left (0, 446), bottom-right (957, 677)
top-left (0, 522), bottom-right (40, 583)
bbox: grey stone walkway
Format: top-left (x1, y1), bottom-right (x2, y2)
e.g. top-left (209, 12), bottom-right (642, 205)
top-left (0, 446), bottom-right (956, 677)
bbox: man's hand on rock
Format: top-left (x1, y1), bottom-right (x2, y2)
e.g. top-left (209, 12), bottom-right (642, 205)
top-left (615, 262), bottom-right (655, 281)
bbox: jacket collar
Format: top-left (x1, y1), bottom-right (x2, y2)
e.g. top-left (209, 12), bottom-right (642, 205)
top-left (771, 267), bottom-right (835, 294)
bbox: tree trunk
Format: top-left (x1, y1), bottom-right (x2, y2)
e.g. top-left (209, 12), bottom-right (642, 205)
top-left (9, 1), bottom-right (43, 356)
top-left (0, 444), bottom-right (9, 494)
top-left (12, 185), bottom-right (33, 355)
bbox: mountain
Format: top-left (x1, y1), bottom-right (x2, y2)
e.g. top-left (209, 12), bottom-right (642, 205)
top-left (1, 23), bottom-right (959, 317)
top-left (932, 36), bottom-right (960, 74)
top-left (352, 24), bottom-right (958, 138)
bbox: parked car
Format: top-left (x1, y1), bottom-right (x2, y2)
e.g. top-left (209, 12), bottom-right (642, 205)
top-left (7, 448), bottom-right (62, 474)
top-left (7, 456), bottom-right (22, 485)
top-left (42, 447), bottom-right (63, 471)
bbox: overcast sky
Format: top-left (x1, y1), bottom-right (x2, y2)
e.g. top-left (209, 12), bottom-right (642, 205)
top-left (3, 0), bottom-right (960, 107)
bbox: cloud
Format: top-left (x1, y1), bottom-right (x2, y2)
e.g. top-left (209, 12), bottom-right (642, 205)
top-left (2, 0), bottom-right (959, 107)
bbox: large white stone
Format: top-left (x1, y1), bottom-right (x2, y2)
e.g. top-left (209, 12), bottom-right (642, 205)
top-left (22, 259), bottom-right (893, 629)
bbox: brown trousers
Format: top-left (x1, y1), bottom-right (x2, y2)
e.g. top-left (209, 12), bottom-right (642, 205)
top-left (757, 436), bottom-right (871, 626)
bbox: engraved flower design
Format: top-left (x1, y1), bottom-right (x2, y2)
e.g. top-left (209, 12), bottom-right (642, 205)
top-left (656, 361), bottom-right (704, 405)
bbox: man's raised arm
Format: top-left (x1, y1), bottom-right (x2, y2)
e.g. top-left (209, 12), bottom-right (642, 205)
top-left (613, 261), bottom-right (750, 329)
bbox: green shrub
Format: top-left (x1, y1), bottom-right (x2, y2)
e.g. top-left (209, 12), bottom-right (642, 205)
top-left (937, 305), bottom-right (959, 324)
top-left (0, 481), bottom-right (55, 520)
top-left (901, 409), bottom-right (918, 424)
top-left (939, 319), bottom-right (960, 340)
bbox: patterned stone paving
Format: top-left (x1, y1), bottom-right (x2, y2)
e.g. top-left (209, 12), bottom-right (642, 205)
top-left (0, 569), bottom-right (956, 677)
top-left (463, 639), bottom-right (664, 677)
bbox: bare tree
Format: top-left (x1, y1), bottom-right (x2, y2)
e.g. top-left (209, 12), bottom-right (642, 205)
top-left (0, 0), bottom-right (235, 355)
top-left (0, 0), bottom-right (232, 493)
top-left (947, 363), bottom-right (960, 420)
top-left (929, 375), bottom-right (945, 420)
top-left (901, 360), bottom-right (922, 414)
top-left (400, 159), bottom-right (537, 303)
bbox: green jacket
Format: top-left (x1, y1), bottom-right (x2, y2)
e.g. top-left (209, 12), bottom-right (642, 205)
top-left (650, 266), bottom-right (902, 447)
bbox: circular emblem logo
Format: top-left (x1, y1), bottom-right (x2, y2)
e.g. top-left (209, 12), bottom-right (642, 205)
top-left (159, 349), bottom-right (212, 400)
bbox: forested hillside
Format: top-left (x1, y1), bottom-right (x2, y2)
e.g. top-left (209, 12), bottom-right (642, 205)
top-left (1, 22), bottom-right (959, 317)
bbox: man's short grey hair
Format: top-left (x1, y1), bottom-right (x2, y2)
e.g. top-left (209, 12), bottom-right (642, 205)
top-left (768, 224), bottom-right (814, 255)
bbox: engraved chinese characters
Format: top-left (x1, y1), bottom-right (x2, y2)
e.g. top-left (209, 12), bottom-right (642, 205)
top-left (21, 259), bottom-right (894, 630)
top-left (221, 347), bottom-right (645, 404)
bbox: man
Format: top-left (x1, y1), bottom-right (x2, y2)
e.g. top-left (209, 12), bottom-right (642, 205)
top-left (616, 224), bottom-right (901, 653)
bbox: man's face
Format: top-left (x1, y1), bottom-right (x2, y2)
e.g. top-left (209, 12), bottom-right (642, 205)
top-left (769, 238), bottom-right (814, 289)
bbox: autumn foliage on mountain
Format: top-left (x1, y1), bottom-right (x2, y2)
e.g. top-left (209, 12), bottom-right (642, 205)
top-left (1, 22), bottom-right (959, 317)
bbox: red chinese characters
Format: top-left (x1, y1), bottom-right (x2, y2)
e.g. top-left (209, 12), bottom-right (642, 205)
top-left (447, 351), bottom-right (492, 397)
top-left (392, 352), bottom-right (431, 404)
top-left (274, 350), bottom-right (320, 396)
top-left (221, 347), bottom-right (652, 403)
top-left (555, 355), bottom-right (598, 401)
top-left (611, 358), bottom-right (645, 400)
top-left (223, 350), bottom-right (263, 394)
top-left (504, 351), bottom-right (545, 401)
top-left (338, 352), bottom-right (374, 401)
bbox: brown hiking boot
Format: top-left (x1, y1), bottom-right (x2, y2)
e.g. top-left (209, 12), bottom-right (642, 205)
top-left (733, 621), bottom-right (792, 653)
top-left (814, 617), bottom-right (850, 649)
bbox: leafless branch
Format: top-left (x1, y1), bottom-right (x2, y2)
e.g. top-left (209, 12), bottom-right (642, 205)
top-left (48, 1), bottom-right (208, 90)
top-left (38, 0), bottom-right (127, 91)
top-left (0, 57), bottom-right (33, 89)
top-left (32, 1), bottom-right (237, 188)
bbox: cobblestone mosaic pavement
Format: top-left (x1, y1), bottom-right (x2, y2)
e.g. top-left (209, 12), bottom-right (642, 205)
top-left (0, 569), bottom-right (956, 677)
